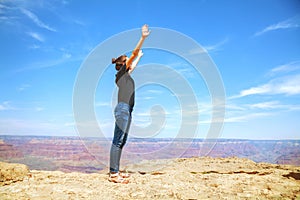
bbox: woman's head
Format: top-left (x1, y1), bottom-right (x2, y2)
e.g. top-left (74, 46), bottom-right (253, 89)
top-left (112, 55), bottom-right (127, 71)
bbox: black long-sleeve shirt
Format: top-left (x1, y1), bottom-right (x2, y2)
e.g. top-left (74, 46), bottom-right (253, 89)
top-left (115, 64), bottom-right (135, 108)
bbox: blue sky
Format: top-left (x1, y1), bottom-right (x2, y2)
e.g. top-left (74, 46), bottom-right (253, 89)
top-left (0, 0), bottom-right (300, 139)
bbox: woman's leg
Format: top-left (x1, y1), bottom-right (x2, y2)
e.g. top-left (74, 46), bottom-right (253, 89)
top-left (109, 103), bottom-right (132, 173)
top-left (110, 123), bottom-right (128, 173)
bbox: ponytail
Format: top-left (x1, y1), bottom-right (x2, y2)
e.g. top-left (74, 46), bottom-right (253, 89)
top-left (112, 55), bottom-right (127, 71)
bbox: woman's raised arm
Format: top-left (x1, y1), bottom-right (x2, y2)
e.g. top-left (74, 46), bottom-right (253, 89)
top-left (126, 24), bottom-right (150, 69)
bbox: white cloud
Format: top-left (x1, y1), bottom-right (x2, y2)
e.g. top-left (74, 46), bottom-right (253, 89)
top-left (203, 38), bottom-right (229, 52)
top-left (248, 101), bottom-right (281, 109)
top-left (224, 98), bottom-right (300, 124)
top-left (15, 51), bottom-right (77, 72)
top-left (0, 118), bottom-right (75, 136)
top-left (134, 109), bottom-right (171, 117)
top-left (62, 0), bottom-right (70, 5)
top-left (225, 112), bottom-right (272, 123)
top-left (0, 102), bottom-right (14, 111)
top-left (188, 47), bottom-right (207, 55)
top-left (230, 61), bottom-right (300, 99)
top-left (225, 103), bottom-right (245, 111)
top-left (165, 61), bottom-right (197, 79)
top-left (230, 74), bottom-right (300, 99)
top-left (0, 16), bottom-right (10, 20)
top-left (0, 3), bottom-right (9, 13)
top-left (17, 83), bottom-right (31, 91)
top-left (0, 3), bottom-right (19, 25)
top-left (20, 8), bottom-right (56, 32)
top-left (246, 101), bottom-right (300, 112)
top-left (254, 16), bottom-right (300, 36)
top-left (28, 44), bottom-right (41, 49)
top-left (146, 89), bottom-right (163, 94)
top-left (73, 19), bottom-right (86, 26)
top-left (27, 31), bottom-right (44, 42)
top-left (268, 61), bottom-right (300, 76)
top-left (188, 38), bottom-right (229, 55)
top-left (95, 101), bottom-right (110, 107)
top-left (224, 101), bottom-right (274, 123)
top-left (63, 53), bottom-right (72, 59)
top-left (0, 101), bottom-right (46, 112)
top-left (35, 107), bottom-right (44, 112)
top-left (64, 122), bottom-right (75, 127)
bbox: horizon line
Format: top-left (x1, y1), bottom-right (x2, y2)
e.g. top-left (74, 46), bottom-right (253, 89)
top-left (0, 134), bottom-right (299, 141)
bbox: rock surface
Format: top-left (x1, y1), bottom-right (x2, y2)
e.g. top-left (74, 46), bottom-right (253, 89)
top-left (0, 162), bottom-right (30, 186)
top-left (0, 157), bottom-right (300, 199)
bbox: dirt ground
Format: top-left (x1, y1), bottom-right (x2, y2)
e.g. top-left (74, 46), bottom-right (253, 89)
top-left (1, 157), bottom-right (300, 199)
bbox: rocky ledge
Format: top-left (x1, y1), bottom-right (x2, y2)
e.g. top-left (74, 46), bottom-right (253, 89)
top-left (0, 157), bottom-right (299, 199)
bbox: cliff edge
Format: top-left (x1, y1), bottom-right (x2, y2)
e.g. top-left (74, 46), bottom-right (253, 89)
top-left (1, 157), bottom-right (299, 199)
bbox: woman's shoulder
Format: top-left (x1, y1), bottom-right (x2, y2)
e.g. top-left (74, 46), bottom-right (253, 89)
top-left (115, 65), bottom-right (129, 83)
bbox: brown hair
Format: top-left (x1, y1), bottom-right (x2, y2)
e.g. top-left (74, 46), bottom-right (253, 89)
top-left (112, 55), bottom-right (127, 71)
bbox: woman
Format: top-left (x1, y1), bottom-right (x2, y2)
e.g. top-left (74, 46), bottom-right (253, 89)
top-left (109, 24), bottom-right (150, 183)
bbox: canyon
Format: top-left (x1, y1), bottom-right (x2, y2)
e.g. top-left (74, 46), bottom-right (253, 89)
top-left (0, 135), bottom-right (299, 173)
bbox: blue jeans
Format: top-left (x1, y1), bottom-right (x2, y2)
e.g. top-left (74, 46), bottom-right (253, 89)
top-left (110, 102), bottom-right (132, 173)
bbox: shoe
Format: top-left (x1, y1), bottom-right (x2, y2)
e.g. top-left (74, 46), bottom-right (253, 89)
top-left (108, 173), bottom-right (129, 184)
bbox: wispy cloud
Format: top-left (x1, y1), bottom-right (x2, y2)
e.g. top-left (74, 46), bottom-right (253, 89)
top-left (166, 61), bottom-right (200, 79)
top-left (224, 98), bottom-right (300, 123)
top-left (0, 2), bottom-right (16, 12)
top-left (28, 44), bottom-right (41, 49)
top-left (35, 107), bottom-right (44, 112)
top-left (225, 100), bottom-right (293, 114)
top-left (17, 83), bottom-right (31, 91)
top-left (146, 89), bottom-right (164, 94)
top-left (27, 31), bottom-right (44, 42)
top-left (62, 0), bottom-right (70, 5)
top-left (225, 61), bottom-right (300, 123)
top-left (0, 118), bottom-right (75, 136)
top-left (230, 61), bottom-right (300, 99)
top-left (230, 74), bottom-right (300, 99)
top-left (20, 8), bottom-right (56, 32)
top-left (0, 3), bottom-right (10, 13)
top-left (228, 61), bottom-right (300, 99)
top-left (203, 38), bottom-right (229, 52)
top-left (225, 112), bottom-right (272, 123)
top-left (135, 96), bottom-right (155, 101)
top-left (95, 101), bottom-right (111, 107)
top-left (188, 37), bottom-right (229, 55)
top-left (0, 3), bottom-right (19, 24)
top-left (0, 16), bottom-right (12, 21)
top-left (0, 101), bottom-right (15, 111)
top-left (15, 51), bottom-right (76, 72)
top-left (247, 101), bottom-right (283, 109)
top-left (248, 101), bottom-right (300, 111)
top-left (254, 16), bottom-right (300, 36)
top-left (268, 61), bottom-right (300, 77)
